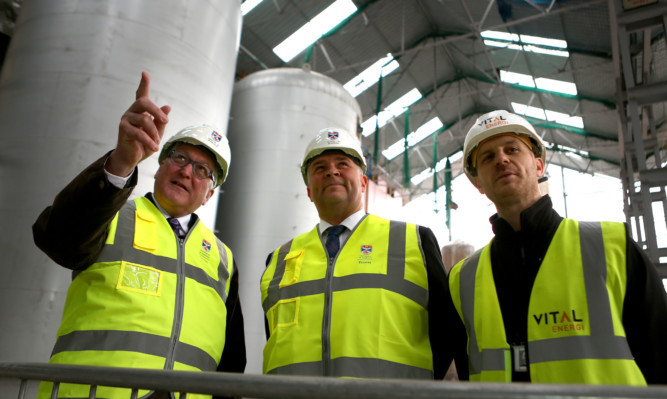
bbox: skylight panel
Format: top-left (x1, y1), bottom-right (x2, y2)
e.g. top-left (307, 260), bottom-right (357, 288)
top-left (480, 31), bottom-right (519, 42)
top-left (511, 102), bottom-right (584, 129)
top-left (361, 88), bottom-right (423, 136)
top-left (545, 110), bottom-right (584, 128)
top-left (500, 70), bottom-right (536, 87)
top-left (343, 54), bottom-right (399, 98)
top-left (483, 40), bottom-right (523, 51)
top-left (534, 77), bottom-right (577, 95)
top-left (241, 0), bottom-right (263, 16)
top-left (481, 30), bottom-right (570, 58)
top-left (411, 156), bottom-right (451, 185)
top-left (500, 70), bottom-right (577, 95)
top-left (382, 117), bottom-right (444, 160)
top-left (273, 0), bottom-right (357, 62)
top-left (519, 34), bottom-right (567, 48)
top-left (523, 45), bottom-right (570, 58)
top-left (511, 103), bottom-right (546, 120)
top-left (564, 152), bottom-right (587, 162)
top-left (411, 168), bottom-right (434, 186)
top-left (558, 144), bottom-right (589, 156)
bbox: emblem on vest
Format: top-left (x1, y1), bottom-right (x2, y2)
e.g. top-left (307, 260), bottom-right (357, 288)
top-left (200, 239), bottom-right (212, 262)
top-left (532, 309), bottom-right (585, 333)
top-left (358, 245), bottom-right (373, 264)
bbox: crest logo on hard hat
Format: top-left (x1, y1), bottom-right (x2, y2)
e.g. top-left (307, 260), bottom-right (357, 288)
top-left (210, 131), bottom-right (222, 143)
top-left (328, 131), bottom-right (339, 140)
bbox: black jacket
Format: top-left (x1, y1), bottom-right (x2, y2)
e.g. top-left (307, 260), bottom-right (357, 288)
top-left (33, 151), bottom-right (247, 379)
top-left (444, 195), bottom-right (667, 383)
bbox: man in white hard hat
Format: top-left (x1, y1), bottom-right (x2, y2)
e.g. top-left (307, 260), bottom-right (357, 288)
top-left (33, 72), bottom-right (245, 399)
top-left (260, 127), bottom-right (451, 379)
top-left (444, 109), bottom-right (667, 384)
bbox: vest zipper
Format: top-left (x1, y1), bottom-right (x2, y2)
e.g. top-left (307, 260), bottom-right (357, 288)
top-left (165, 237), bottom-right (186, 370)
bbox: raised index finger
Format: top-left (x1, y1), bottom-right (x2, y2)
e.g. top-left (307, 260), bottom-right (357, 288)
top-left (135, 71), bottom-right (151, 100)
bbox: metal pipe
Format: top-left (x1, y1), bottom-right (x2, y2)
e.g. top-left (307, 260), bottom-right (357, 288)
top-left (1, 362), bottom-right (667, 399)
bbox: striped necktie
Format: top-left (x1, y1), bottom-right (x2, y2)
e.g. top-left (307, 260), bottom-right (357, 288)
top-left (168, 217), bottom-right (186, 238)
top-left (325, 225), bottom-right (346, 258)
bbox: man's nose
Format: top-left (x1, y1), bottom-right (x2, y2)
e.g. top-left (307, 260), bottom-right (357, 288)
top-left (495, 152), bottom-right (510, 165)
top-left (325, 165), bottom-right (340, 176)
top-left (179, 162), bottom-right (194, 177)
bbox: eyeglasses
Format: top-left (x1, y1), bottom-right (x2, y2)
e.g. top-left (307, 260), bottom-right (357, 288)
top-left (167, 150), bottom-right (216, 182)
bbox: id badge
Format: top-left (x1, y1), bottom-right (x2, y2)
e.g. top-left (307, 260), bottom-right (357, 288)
top-left (512, 344), bottom-right (528, 372)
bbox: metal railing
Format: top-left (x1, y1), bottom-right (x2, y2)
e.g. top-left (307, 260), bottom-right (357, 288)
top-left (1, 362), bottom-right (667, 399)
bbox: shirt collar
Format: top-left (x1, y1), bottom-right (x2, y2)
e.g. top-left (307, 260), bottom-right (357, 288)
top-left (147, 193), bottom-right (192, 233)
top-left (319, 209), bottom-right (366, 237)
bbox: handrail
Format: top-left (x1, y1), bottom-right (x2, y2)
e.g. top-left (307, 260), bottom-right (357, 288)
top-left (1, 362), bottom-right (667, 399)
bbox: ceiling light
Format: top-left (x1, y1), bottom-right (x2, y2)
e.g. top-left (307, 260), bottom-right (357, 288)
top-left (273, 0), bottom-right (357, 62)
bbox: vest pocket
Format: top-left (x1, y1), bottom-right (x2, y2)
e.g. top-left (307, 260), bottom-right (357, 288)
top-left (280, 249), bottom-right (305, 287)
top-left (134, 208), bottom-right (158, 252)
top-left (268, 298), bottom-right (300, 333)
top-left (116, 261), bottom-right (163, 296)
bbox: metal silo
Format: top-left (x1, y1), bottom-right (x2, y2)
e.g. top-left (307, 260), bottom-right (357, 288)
top-left (216, 67), bottom-right (362, 374)
top-left (0, 0), bottom-right (241, 371)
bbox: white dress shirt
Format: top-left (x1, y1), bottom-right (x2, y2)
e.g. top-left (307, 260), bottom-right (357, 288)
top-left (104, 166), bottom-right (191, 234)
top-left (318, 208), bottom-right (366, 247)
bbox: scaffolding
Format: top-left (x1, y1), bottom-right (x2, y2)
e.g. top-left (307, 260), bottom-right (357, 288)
top-left (610, 0), bottom-right (667, 276)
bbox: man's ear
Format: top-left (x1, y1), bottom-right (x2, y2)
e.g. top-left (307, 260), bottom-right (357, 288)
top-left (535, 157), bottom-right (545, 178)
top-left (360, 173), bottom-right (368, 193)
top-left (201, 187), bottom-right (215, 206)
top-left (307, 186), bottom-right (313, 203)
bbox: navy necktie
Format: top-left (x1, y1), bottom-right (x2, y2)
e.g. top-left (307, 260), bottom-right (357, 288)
top-left (325, 225), bottom-right (346, 259)
top-left (168, 217), bottom-right (186, 238)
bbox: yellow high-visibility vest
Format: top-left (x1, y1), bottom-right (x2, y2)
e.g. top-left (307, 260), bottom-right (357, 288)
top-left (39, 197), bottom-right (234, 399)
top-left (449, 219), bottom-right (646, 385)
top-left (261, 214), bottom-right (433, 379)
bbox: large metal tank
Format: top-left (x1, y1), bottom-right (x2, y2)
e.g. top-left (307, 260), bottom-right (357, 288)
top-left (217, 67), bottom-right (362, 374)
top-left (0, 0), bottom-right (242, 370)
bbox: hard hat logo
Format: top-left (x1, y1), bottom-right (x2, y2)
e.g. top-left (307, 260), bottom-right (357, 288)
top-left (462, 110), bottom-right (546, 181)
top-left (301, 127), bottom-right (367, 185)
top-left (478, 115), bottom-right (508, 129)
top-left (158, 124), bottom-right (232, 187)
top-left (209, 130), bottom-right (223, 144)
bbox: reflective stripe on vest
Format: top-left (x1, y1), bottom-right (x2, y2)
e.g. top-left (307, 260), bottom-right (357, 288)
top-left (452, 220), bottom-right (646, 385)
top-left (97, 200), bottom-right (230, 303)
top-left (50, 198), bottom-right (231, 373)
top-left (261, 215), bottom-right (433, 379)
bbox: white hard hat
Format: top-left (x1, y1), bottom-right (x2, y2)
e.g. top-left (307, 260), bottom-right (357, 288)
top-left (300, 127), bottom-right (367, 185)
top-left (159, 124), bottom-right (231, 187)
top-left (462, 110), bottom-right (545, 181)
